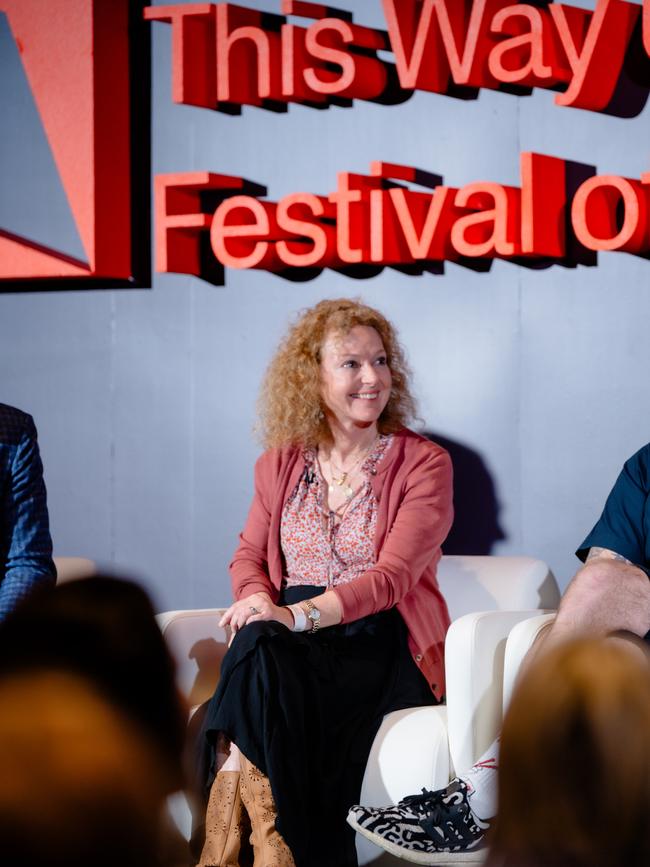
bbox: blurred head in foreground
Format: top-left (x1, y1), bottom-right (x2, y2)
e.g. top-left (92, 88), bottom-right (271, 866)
top-left (0, 574), bottom-right (187, 793)
top-left (0, 670), bottom-right (166, 867)
top-left (489, 638), bottom-right (650, 867)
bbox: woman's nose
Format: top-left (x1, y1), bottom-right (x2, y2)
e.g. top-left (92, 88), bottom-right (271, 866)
top-left (361, 363), bottom-right (378, 383)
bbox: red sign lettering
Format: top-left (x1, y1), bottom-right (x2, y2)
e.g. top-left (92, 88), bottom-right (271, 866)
top-left (572, 175), bottom-right (649, 253)
top-left (154, 172), bottom-right (244, 274)
top-left (549, 0), bottom-right (639, 110)
top-left (145, 0), bottom-right (649, 115)
top-left (154, 153), bottom-right (650, 284)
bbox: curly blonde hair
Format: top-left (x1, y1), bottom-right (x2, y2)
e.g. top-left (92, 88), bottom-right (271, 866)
top-left (258, 298), bottom-right (416, 448)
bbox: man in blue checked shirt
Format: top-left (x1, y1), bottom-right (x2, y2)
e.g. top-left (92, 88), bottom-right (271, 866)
top-left (0, 404), bottom-right (55, 619)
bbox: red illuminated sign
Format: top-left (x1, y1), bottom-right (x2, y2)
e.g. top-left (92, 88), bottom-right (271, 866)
top-left (145, 0), bottom-right (649, 115)
top-left (3, 0), bottom-right (648, 287)
top-left (0, 0), bottom-right (141, 286)
top-left (155, 154), bottom-right (650, 281)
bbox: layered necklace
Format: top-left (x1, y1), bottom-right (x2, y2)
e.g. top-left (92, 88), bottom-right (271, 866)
top-left (323, 436), bottom-right (378, 500)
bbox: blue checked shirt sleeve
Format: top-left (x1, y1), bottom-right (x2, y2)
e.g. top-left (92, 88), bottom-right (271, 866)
top-left (0, 419), bottom-right (56, 619)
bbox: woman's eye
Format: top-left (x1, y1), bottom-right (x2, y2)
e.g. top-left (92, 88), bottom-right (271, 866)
top-left (375, 356), bottom-right (388, 366)
top-left (342, 360), bottom-right (358, 368)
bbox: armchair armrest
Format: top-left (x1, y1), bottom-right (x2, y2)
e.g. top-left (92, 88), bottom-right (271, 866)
top-left (445, 609), bottom-right (555, 776)
top-left (156, 608), bottom-right (228, 708)
top-left (54, 557), bottom-right (97, 583)
top-left (502, 612), bottom-right (556, 712)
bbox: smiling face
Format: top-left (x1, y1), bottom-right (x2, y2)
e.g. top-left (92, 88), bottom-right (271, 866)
top-left (319, 325), bottom-right (392, 433)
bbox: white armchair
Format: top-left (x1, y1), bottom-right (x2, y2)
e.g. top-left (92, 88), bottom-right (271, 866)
top-left (54, 556), bottom-right (97, 583)
top-left (355, 556), bottom-right (559, 865)
top-left (157, 555), bottom-right (560, 866)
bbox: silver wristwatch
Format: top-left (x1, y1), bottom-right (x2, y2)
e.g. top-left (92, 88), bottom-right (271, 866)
top-left (304, 599), bottom-right (321, 633)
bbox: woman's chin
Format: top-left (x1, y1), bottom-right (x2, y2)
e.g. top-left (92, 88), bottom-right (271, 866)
top-left (351, 411), bottom-right (383, 427)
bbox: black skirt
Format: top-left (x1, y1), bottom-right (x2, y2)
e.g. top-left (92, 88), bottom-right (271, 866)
top-left (197, 586), bottom-right (437, 867)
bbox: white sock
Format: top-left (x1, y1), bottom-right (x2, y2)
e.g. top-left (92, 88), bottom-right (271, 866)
top-left (460, 737), bottom-right (499, 820)
top-left (220, 742), bottom-right (241, 773)
top-left (215, 734), bottom-right (241, 773)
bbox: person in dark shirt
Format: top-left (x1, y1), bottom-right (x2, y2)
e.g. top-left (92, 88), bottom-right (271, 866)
top-left (576, 444), bottom-right (650, 577)
top-left (348, 443), bottom-right (650, 862)
top-left (0, 403), bottom-right (56, 618)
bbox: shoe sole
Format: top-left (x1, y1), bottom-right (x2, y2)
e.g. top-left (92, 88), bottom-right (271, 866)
top-left (347, 811), bottom-right (486, 865)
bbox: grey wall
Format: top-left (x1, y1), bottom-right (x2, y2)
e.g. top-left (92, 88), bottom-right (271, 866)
top-left (1, 1), bottom-right (649, 612)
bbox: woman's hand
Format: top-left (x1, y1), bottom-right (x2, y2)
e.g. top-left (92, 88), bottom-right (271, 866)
top-left (219, 591), bottom-right (294, 637)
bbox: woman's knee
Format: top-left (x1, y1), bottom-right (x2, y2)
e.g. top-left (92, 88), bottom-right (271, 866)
top-left (228, 620), bottom-right (290, 658)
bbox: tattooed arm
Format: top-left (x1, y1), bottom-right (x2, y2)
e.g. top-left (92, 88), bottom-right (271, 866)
top-left (586, 546), bottom-right (633, 565)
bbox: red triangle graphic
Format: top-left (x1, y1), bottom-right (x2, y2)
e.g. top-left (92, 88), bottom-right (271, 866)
top-left (0, 231), bottom-right (91, 278)
top-left (0, 0), bottom-right (132, 280)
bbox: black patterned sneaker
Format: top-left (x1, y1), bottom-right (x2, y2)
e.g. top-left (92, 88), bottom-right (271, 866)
top-left (347, 779), bottom-right (489, 864)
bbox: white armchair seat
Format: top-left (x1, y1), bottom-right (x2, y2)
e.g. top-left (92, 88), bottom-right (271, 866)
top-left (157, 555), bottom-right (560, 866)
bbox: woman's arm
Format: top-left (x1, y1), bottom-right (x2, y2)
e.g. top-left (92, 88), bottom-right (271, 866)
top-left (333, 445), bottom-right (453, 622)
top-left (226, 450), bottom-right (305, 635)
top-left (227, 445), bottom-right (451, 633)
top-left (225, 443), bottom-right (451, 634)
top-left (219, 588), bottom-right (343, 635)
top-left (229, 452), bottom-right (278, 601)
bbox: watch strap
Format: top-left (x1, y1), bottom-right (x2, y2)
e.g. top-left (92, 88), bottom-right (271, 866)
top-left (304, 599), bottom-right (321, 633)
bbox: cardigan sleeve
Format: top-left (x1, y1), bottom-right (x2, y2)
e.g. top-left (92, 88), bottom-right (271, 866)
top-left (229, 452), bottom-right (277, 602)
top-left (332, 445), bottom-right (453, 622)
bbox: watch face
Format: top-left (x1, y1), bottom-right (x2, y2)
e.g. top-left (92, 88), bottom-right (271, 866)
top-left (309, 607), bottom-right (321, 622)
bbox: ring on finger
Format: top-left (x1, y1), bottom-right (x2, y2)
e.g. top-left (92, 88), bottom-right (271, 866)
top-left (249, 606), bottom-right (259, 614)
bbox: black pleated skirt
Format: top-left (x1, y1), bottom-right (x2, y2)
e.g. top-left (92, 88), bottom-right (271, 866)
top-left (197, 586), bottom-right (437, 867)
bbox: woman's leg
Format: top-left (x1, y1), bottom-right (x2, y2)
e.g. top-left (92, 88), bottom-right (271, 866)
top-left (238, 752), bottom-right (295, 867)
top-left (197, 740), bottom-right (247, 867)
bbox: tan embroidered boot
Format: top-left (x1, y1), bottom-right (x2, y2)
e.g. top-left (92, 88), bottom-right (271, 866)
top-left (238, 755), bottom-right (295, 867)
top-left (197, 769), bottom-right (246, 867)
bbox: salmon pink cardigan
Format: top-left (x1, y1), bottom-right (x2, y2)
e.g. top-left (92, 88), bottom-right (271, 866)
top-left (230, 428), bottom-right (453, 700)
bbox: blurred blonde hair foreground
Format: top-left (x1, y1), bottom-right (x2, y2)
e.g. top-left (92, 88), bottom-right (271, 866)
top-left (258, 297), bottom-right (416, 448)
top-left (489, 637), bottom-right (650, 867)
top-left (0, 670), bottom-right (167, 867)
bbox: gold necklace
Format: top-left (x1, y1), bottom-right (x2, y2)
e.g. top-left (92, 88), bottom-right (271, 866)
top-left (326, 437), bottom-right (377, 500)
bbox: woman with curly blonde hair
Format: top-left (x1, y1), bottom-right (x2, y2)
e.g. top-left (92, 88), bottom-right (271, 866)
top-left (258, 298), bottom-right (415, 449)
top-left (196, 298), bottom-right (453, 867)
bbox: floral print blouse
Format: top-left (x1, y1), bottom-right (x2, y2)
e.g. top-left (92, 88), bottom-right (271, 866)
top-left (280, 435), bottom-right (393, 588)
